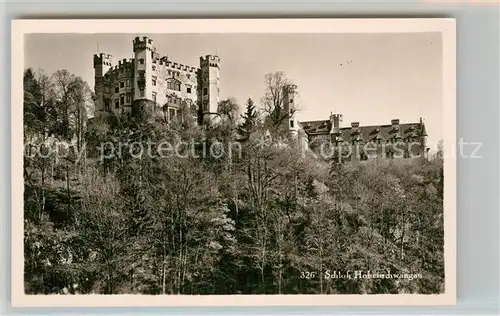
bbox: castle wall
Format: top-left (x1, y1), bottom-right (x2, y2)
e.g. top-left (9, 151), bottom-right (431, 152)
top-left (302, 117), bottom-right (428, 162)
top-left (101, 59), bottom-right (135, 114)
top-left (152, 61), bottom-right (198, 119)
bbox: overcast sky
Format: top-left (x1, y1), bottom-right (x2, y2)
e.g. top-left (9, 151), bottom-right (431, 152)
top-left (25, 32), bottom-right (443, 147)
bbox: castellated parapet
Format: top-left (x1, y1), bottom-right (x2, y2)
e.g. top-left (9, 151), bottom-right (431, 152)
top-left (94, 36), bottom-right (220, 124)
top-left (93, 53), bottom-right (113, 68)
top-left (133, 36), bottom-right (156, 53)
top-left (200, 55), bottom-right (221, 68)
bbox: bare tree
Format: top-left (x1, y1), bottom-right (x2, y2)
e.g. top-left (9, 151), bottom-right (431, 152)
top-left (217, 97), bottom-right (240, 125)
top-left (68, 77), bottom-right (93, 152)
top-left (52, 69), bottom-right (76, 139)
top-left (261, 71), bottom-right (298, 130)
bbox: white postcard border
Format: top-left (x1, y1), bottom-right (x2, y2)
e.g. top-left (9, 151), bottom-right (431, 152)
top-left (11, 18), bottom-right (456, 307)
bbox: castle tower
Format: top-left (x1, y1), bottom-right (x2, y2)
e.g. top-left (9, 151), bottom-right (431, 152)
top-left (283, 84), bottom-right (298, 137)
top-left (199, 55), bottom-right (220, 125)
top-left (93, 53), bottom-right (113, 113)
top-left (419, 117), bottom-right (428, 160)
top-left (133, 36), bottom-right (156, 101)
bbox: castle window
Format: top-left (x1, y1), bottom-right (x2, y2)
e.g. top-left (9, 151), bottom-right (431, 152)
top-left (290, 98), bottom-right (294, 104)
top-left (139, 59), bottom-right (144, 64)
top-left (169, 108), bottom-right (175, 120)
top-left (152, 78), bottom-right (157, 86)
top-left (139, 88), bottom-right (145, 98)
top-left (104, 100), bottom-right (110, 111)
top-left (115, 101), bottom-right (119, 109)
top-left (152, 92), bottom-right (157, 103)
top-left (168, 70), bottom-right (171, 75)
top-left (120, 94), bottom-right (125, 105)
top-left (187, 86), bottom-right (192, 94)
top-left (120, 81), bottom-right (124, 88)
top-left (290, 120), bottom-right (294, 128)
top-left (167, 80), bottom-right (180, 91)
top-left (126, 93), bottom-right (131, 103)
top-left (203, 87), bottom-right (208, 96)
top-left (404, 149), bottom-right (410, 158)
top-left (152, 65), bottom-right (156, 71)
top-left (115, 86), bottom-right (119, 93)
top-left (126, 79), bottom-right (131, 87)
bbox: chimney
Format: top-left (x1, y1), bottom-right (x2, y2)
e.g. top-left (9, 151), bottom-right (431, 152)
top-left (351, 122), bottom-right (359, 128)
top-left (391, 119), bottom-right (400, 126)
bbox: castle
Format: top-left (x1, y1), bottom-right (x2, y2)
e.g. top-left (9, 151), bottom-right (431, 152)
top-left (280, 84), bottom-right (429, 161)
top-left (93, 36), bottom-right (220, 124)
top-left (93, 36), bottom-right (428, 161)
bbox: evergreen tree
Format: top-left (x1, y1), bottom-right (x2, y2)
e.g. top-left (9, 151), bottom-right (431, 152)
top-left (237, 98), bottom-right (258, 141)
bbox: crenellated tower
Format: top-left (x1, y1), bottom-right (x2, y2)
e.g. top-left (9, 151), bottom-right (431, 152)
top-left (283, 84), bottom-right (298, 137)
top-left (133, 36), bottom-right (156, 101)
top-left (198, 55), bottom-right (220, 125)
top-left (93, 53), bottom-right (113, 112)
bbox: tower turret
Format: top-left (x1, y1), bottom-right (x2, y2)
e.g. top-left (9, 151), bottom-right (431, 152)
top-left (419, 117), bottom-right (428, 160)
top-left (198, 55), bottom-right (220, 125)
top-left (133, 36), bottom-right (156, 101)
top-left (283, 84), bottom-right (298, 137)
top-left (93, 53), bottom-right (113, 113)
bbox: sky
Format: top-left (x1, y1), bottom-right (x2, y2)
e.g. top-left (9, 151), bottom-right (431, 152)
top-left (25, 32), bottom-right (443, 147)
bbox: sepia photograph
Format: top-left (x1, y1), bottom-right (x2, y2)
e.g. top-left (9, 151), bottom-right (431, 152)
top-left (12, 19), bottom-right (456, 306)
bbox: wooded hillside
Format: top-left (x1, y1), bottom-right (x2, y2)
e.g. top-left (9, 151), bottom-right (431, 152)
top-left (23, 68), bottom-right (445, 295)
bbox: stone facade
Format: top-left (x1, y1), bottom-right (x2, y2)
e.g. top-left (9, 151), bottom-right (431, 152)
top-left (280, 86), bottom-right (429, 161)
top-left (296, 114), bottom-right (429, 161)
top-left (93, 36), bottom-right (220, 124)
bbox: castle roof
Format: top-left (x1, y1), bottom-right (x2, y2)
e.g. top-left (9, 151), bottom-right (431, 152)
top-left (300, 119), bottom-right (427, 143)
